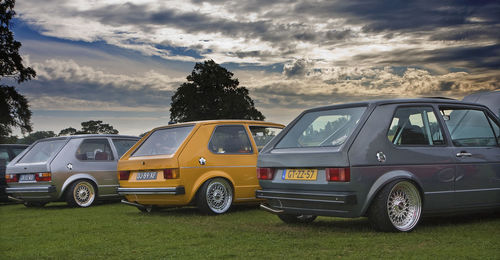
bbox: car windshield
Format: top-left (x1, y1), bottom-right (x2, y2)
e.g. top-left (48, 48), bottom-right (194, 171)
top-left (17, 139), bottom-right (66, 164)
top-left (276, 106), bottom-right (366, 148)
top-left (132, 125), bottom-right (194, 156)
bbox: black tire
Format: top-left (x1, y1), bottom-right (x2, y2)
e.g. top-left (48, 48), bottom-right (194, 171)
top-left (23, 201), bottom-right (47, 208)
top-left (196, 178), bottom-right (233, 215)
top-left (278, 214), bottom-right (317, 224)
top-left (66, 180), bottom-right (97, 208)
top-left (368, 180), bottom-right (422, 232)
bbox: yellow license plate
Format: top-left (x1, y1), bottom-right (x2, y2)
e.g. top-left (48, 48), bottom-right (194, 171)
top-left (283, 169), bottom-right (318, 180)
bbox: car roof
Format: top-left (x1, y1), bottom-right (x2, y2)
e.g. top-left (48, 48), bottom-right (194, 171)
top-left (151, 120), bottom-right (285, 131)
top-left (31, 134), bottom-right (139, 143)
top-left (303, 98), bottom-right (490, 112)
top-left (0, 144), bottom-right (29, 148)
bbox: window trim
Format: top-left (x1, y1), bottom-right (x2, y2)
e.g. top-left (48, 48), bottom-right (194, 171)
top-left (387, 105), bottom-right (448, 148)
top-left (74, 138), bottom-right (115, 162)
top-left (208, 124), bottom-right (255, 155)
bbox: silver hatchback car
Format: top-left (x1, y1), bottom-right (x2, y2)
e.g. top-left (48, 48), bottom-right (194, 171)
top-left (5, 135), bottom-right (139, 207)
top-left (256, 98), bottom-right (500, 232)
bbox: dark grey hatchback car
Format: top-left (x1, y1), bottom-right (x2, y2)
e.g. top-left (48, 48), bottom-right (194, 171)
top-left (256, 98), bottom-right (500, 232)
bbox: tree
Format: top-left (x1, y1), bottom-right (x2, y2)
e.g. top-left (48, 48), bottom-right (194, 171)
top-left (58, 127), bottom-right (77, 136)
top-left (170, 60), bottom-right (265, 122)
top-left (80, 120), bottom-right (118, 134)
top-left (18, 131), bottom-right (56, 144)
top-left (0, 0), bottom-right (36, 143)
top-left (58, 120), bottom-right (119, 135)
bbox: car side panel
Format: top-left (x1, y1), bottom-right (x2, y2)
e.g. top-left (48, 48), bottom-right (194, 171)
top-left (453, 147), bottom-right (500, 208)
top-left (178, 124), bottom-right (258, 203)
top-left (348, 104), bottom-right (457, 214)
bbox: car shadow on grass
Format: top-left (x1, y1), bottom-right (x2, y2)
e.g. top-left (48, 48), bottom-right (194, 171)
top-left (17, 199), bottom-right (123, 210)
top-left (271, 211), bottom-right (500, 233)
top-left (418, 211), bottom-right (500, 228)
top-left (124, 204), bottom-right (261, 217)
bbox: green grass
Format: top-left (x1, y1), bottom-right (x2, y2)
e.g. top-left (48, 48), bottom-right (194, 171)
top-left (1, 202), bottom-right (499, 259)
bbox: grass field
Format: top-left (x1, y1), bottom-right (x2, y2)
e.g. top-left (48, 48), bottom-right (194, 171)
top-left (1, 202), bottom-right (499, 259)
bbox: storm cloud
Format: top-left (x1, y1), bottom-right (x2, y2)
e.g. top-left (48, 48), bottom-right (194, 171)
top-left (9, 0), bottom-right (500, 134)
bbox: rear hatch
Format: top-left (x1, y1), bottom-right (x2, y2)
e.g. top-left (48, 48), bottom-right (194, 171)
top-left (118, 124), bottom-right (195, 187)
top-left (258, 105), bottom-right (368, 192)
top-left (6, 138), bottom-right (67, 187)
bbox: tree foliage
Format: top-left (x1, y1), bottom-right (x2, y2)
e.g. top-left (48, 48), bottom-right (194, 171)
top-left (17, 131), bottom-right (56, 144)
top-left (58, 127), bottom-right (77, 136)
top-left (170, 60), bottom-right (265, 122)
top-left (0, 0), bottom-right (36, 142)
top-left (58, 120), bottom-right (119, 135)
top-left (0, 85), bottom-right (31, 141)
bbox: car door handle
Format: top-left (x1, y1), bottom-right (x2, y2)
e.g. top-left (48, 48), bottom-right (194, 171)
top-left (456, 152), bottom-right (472, 158)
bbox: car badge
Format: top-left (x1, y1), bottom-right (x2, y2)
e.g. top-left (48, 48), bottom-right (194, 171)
top-left (199, 157), bottom-right (207, 165)
top-left (376, 151), bottom-right (386, 163)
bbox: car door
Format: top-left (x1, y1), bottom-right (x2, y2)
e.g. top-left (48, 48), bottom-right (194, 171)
top-left (439, 106), bottom-right (500, 208)
top-left (72, 138), bottom-right (118, 196)
top-left (384, 105), bottom-right (456, 212)
top-left (205, 124), bottom-right (257, 201)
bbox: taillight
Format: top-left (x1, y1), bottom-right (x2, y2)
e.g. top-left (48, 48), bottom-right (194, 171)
top-left (119, 171), bottom-right (130, 180)
top-left (163, 169), bottom-right (179, 179)
top-left (6, 174), bottom-right (18, 183)
top-left (325, 168), bottom-right (350, 182)
top-left (257, 168), bottom-right (274, 180)
top-left (35, 172), bottom-right (51, 182)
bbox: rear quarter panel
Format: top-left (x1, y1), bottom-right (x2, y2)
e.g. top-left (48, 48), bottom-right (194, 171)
top-left (348, 104), bottom-right (456, 215)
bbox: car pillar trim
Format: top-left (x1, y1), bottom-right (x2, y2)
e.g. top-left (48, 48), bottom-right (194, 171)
top-left (117, 186), bottom-right (185, 195)
top-left (5, 186), bottom-right (56, 193)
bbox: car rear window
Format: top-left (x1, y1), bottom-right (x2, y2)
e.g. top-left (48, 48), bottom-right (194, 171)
top-left (17, 139), bottom-right (66, 164)
top-left (276, 106), bottom-right (366, 148)
top-left (132, 125), bottom-right (194, 156)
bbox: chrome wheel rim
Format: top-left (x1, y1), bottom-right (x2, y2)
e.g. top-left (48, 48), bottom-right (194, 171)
top-left (387, 181), bottom-right (421, 231)
top-left (73, 182), bottom-right (95, 207)
top-left (206, 180), bottom-right (232, 214)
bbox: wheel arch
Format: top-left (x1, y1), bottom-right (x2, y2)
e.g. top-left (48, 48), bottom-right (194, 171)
top-left (59, 174), bottom-right (98, 199)
top-left (360, 170), bottom-right (424, 216)
top-left (188, 170), bottom-right (235, 203)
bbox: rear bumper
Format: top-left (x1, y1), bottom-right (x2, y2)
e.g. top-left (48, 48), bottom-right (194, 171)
top-left (256, 189), bottom-right (358, 217)
top-left (6, 186), bottom-right (56, 193)
top-left (117, 186), bottom-right (185, 195)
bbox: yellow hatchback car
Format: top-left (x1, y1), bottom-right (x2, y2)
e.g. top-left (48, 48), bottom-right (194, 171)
top-left (117, 120), bottom-right (284, 214)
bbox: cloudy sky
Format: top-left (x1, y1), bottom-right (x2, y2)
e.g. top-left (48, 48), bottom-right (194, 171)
top-left (5, 0), bottom-right (500, 136)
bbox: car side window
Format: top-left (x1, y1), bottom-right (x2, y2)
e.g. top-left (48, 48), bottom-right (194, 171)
top-left (112, 139), bottom-right (138, 158)
top-left (209, 125), bottom-right (253, 154)
top-left (249, 126), bottom-right (282, 151)
top-left (388, 107), bottom-right (444, 146)
top-left (440, 108), bottom-right (499, 147)
top-left (488, 116), bottom-right (500, 144)
top-left (11, 148), bottom-right (26, 157)
top-left (75, 139), bottom-right (115, 161)
top-left (0, 147), bottom-right (9, 165)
